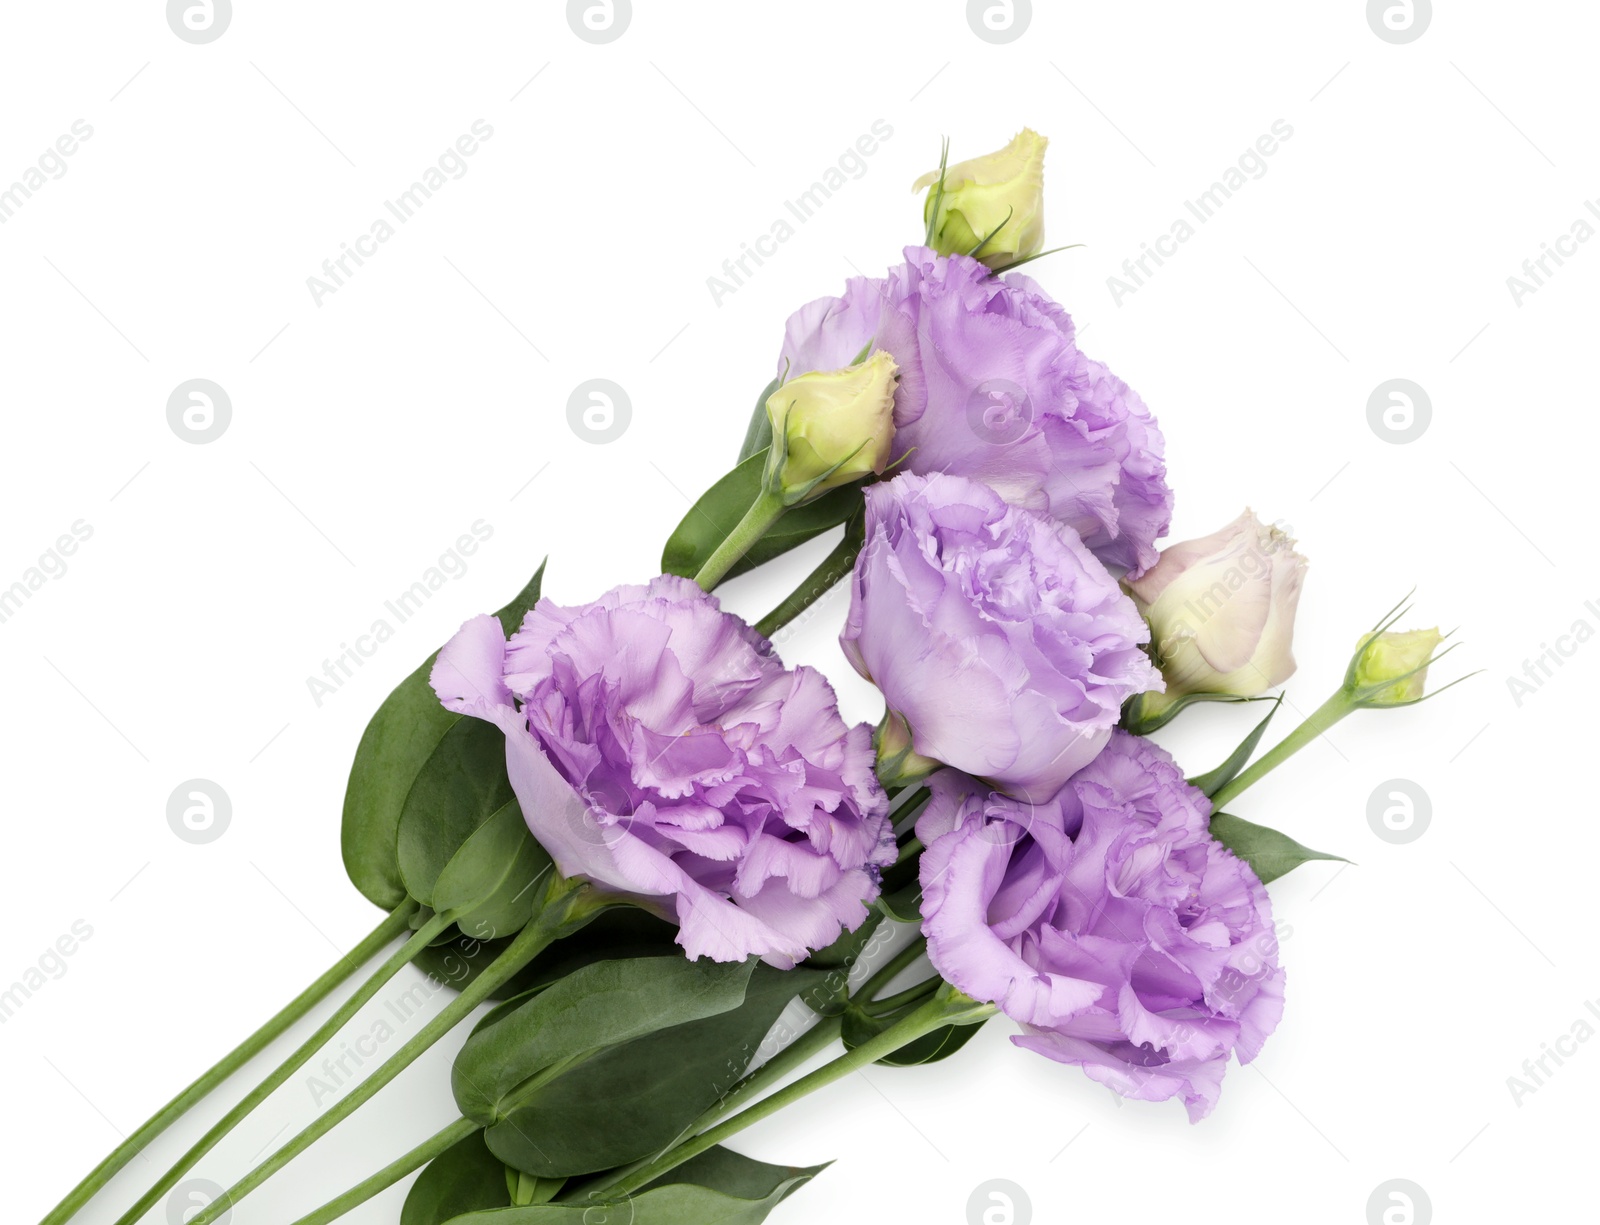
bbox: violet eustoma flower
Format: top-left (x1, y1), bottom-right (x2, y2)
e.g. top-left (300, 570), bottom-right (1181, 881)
top-left (841, 472), bottom-right (1157, 801)
top-left (916, 732), bottom-right (1285, 1121)
top-left (430, 575), bottom-right (894, 968)
top-left (778, 246), bottom-right (1172, 576)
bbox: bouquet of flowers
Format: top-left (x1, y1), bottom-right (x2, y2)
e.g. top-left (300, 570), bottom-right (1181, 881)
top-left (39, 129), bottom-right (1465, 1225)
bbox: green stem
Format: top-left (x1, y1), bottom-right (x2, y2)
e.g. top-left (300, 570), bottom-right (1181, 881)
top-left (701, 1012), bottom-right (845, 1128)
top-left (753, 511), bottom-right (864, 638)
top-left (38, 901), bottom-right (417, 1225)
top-left (853, 936), bottom-right (929, 1008)
top-left (286, 1116), bottom-right (480, 1225)
top-left (1209, 691), bottom-right (1352, 810)
top-left (693, 490), bottom-right (787, 591)
top-left (575, 1011), bottom-right (847, 1203)
top-left (185, 883), bottom-right (597, 1225)
top-left (598, 992), bottom-right (994, 1199)
top-left (860, 975), bottom-right (941, 1018)
top-left (112, 906), bottom-right (455, 1225)
top-left (892, 787), bottom-right (932, 836)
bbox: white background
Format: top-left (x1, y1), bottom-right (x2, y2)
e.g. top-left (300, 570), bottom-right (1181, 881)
top-left (2, 3), bottom-right (1593, 1223)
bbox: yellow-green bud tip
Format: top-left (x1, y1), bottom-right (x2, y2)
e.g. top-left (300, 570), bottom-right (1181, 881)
top-left (914, 128), bottom-right (1048, 269)
top-left (764, 350), bottom-right (898, 503)
top-left (1349, 627), bottom-right (1444, 706)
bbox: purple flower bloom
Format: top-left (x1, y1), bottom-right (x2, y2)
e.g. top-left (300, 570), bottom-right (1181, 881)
top-left (778, 246), bottom-right (1172, 576)
top-left (842, 472), bottom-right (1157, 801)
top-left (916, 732), bottom-right (1285, 1121)
top-left (430, 575), bottom-right (894, 968)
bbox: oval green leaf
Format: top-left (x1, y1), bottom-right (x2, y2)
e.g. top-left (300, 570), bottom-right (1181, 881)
top-left (418, 908), bottom-right (681, 1006)
top-left (487, 966), bottom-right (826, 1178)
top-left (452, 956), bottom-right (757, 1125)
top-left (1209, 812), bottom-right (1348, 885)
top-left (841, 1001), bottom-right (984, 1067)
top-left (450, 1146), bottom-right (826, 1225)
top-left (395, 716), bottom-right (518, 908)
top-left (660, 450), bottom-right (860, 584)
top-left (400, 1128), bottom-right (511, 1225)
top-left (435, 800), bottom-right (556, 942)
top-left (736, 376), bottom-right (782, 464)
top-left (342, 563), bottom-right (545, 909)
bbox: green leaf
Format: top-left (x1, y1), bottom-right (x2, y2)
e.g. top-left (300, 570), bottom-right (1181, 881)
top-left (1209, 812), bottom-right (1348, 885)
top-left (432, 801), bottom-right (534, 916)
top-left (660, 450), bottom-right (860, 584)
top-left (342, 564), bottom-right (545, 909)
top-left (1122, 689), bottom-right (1253, 736)
top-left (435, 801), bottom-right (556, 942)
top-left (643, 1146), bottom-right (828, 1203)
top-left (488, 966), bottom-right (826, 1178)
top-left (396, 717), bottom-right (518, 908)
top-left (401, 1129), bottom-right (510, 1225)
top-left (802, 912), bottom-right (884, 972)
top-left (874, 876), bottom-right (923, 924)
top-left (736, 376), bottom-right (782, 464)
top-left (841, 1001), bottom-right (985, 1067)
top-left (422, 909), bottom-right (682, 1009)
top-left (452, 956), bottom-right (757, 1125)
top-left (875, 1018), bottom-right (984, 1067)
top-left (413, 931), bottom-right (529, 1000)
top-left (450, 1147), bottom-right (827, 1224)
top-left (1187, 696), bottom-right (1283, 797)
top-left (508, 1170), bottom-right (564, 1206)
top-left (799, 914), bottom-right (887, 1016)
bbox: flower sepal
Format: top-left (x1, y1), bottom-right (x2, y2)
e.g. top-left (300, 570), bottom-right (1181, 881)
top-left (1121, 688), bottom-right (1260, 735)
top-left (873, 709), bottom-right (941, 792)
top-left (1341, 595), bottom-right (1471, 709)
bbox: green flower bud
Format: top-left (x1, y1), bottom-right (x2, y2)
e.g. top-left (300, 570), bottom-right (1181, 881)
top-left (764, 350), bottom-right (898, 504)
top-left (1347, 626), bottom-right (1445, 707)
top-left (915, 129), bottom-right (1048, 269)
top-left (873, 708), bottom-right (941, 792)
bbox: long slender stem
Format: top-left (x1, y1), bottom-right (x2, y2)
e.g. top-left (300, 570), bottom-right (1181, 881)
top-left (753, 511), bottom-right (864, 639)
top-left (693, 491), bottom-right (787, 591)
top-left (596, 993), bottom-right (994, 1199)
top-left (854, 935), bottom-right (929, 1006)
top-left (892, 787), bottom-right (932, 836)
top-left (186, 885), bottom-right (593, 1225)
top-left (574, 1011), bottom-right (847, 1204)
top-left (1209, 692), bottom-right (1351, 810)
top-left (112, 908), bottom-right (456, 1225)
top-left (860, 975), bottom-right (941, 1018)
top-left (286, 1116), bottom-right (480, 1225)
top-left (38, 901), bottom-right (417, 1225)
top-left (699, 1013), bottom-right (845, 1130)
